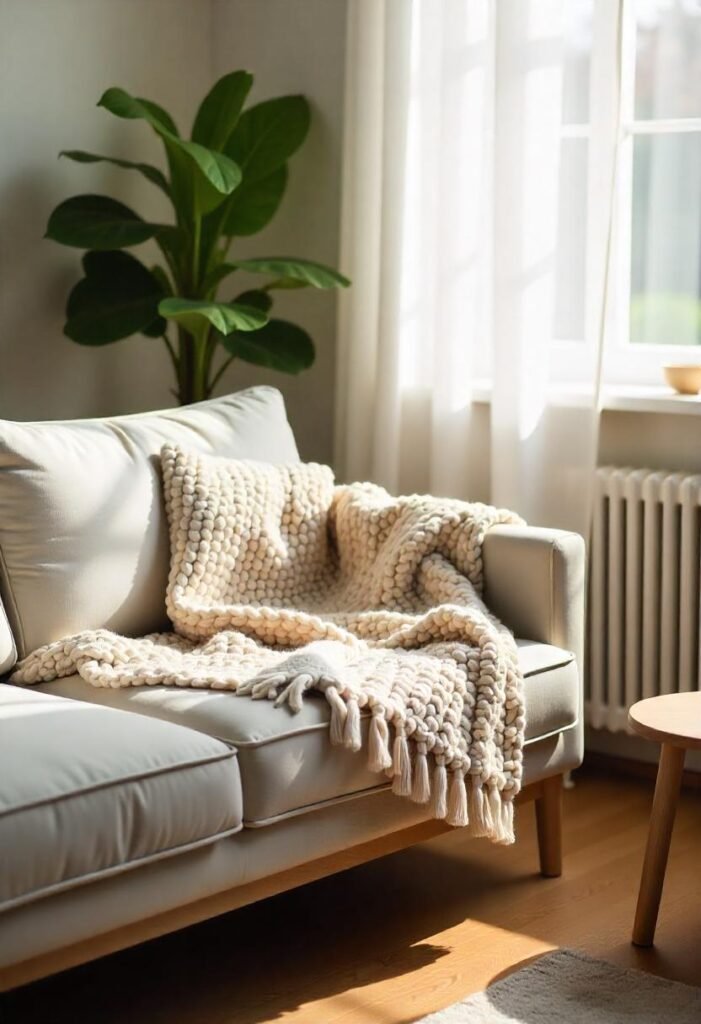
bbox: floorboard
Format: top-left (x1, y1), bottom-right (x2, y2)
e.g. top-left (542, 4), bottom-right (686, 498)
top-left (3, 769), bottom-right (701, 1023)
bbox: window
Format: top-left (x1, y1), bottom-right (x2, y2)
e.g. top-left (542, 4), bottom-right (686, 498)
top-left (554, 0), bottom-right (701, 385)
top-left (625, 1), bottom-right (701, 352)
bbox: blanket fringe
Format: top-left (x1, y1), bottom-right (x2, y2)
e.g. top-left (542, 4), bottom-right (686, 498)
top-left (323, 689), bottom-right (516, 842)
top-left (392, 728), bottom-right (413, 797)
top-left (469, 779), bottom-right (492, 837)
top-left (446, 769), bottom-right (469, 827)
top-left (326, 686), bottom-right (347, 747)
top-left (430, 759), bottom-right (448, 819)
top-left (343, 697), bottom-right (362, 751)
top-left (469, 780), bottom-right (515, 844)
top-left (411, 743), bottom-right (431, 804)
top-left (368, 709), bottom-right (393, 771)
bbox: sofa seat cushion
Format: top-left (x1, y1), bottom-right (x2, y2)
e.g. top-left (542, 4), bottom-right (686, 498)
top-left (0, 685), bottom-right (242, 912)
top-left (36, 640), bottom-right (577, 828)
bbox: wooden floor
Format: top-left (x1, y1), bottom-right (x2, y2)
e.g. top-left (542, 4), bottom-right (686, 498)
top-left (3, 768), bottom-right (701, 1023)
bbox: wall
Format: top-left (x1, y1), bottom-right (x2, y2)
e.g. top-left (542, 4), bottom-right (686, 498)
top-left (599, 408), bottom-right (701, 474)
top-left (0, 0), bottom-right (212, 420)
top-left (209, 0), bottom-right (348, 463)
top-left (0, 0), bottom-right (348, 463)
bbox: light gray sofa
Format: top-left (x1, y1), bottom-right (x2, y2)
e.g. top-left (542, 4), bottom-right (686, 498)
top-left (0, 387), bottom-right (585, 990)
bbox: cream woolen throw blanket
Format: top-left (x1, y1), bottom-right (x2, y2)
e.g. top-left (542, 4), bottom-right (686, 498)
top-left (13, 446), bottom-right (526, 844)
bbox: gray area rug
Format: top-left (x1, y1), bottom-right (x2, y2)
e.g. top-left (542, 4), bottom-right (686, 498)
top-left (416, 949), bottom-right (701, 1022)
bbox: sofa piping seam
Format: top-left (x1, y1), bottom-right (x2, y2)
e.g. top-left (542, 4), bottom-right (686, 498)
top-left (0, 822), bottom-right (244, 916)
top-left (0, 747), bottom-right (237, 820)
top-left (242, 719), bottom-right (580, 828)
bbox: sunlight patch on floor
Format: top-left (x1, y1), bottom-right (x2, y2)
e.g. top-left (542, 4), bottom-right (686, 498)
top-left (290, 924), bottom-right (556, 1024)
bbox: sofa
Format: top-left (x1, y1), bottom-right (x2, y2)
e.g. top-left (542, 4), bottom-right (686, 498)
top-left (0, 386), bottom-right (585, 991)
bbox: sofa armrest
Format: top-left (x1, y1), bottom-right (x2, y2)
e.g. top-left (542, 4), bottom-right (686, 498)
top-left (482, 525), bottom-right (586, 666)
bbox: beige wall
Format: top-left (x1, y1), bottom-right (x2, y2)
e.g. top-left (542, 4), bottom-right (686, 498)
top-left (0, 0), bottom-right (212, 421)
top-left (599, 409), bottom-right (701, 474)
top-left (0, 0), bottom-right (347, 463)
top-left (209, 0), bottom-right (348, 463)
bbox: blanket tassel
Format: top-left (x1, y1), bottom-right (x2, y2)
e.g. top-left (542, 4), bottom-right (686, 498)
top-left (468, 779), bottom-right (492, 837)
top-left (326, 686), bottom-right (347, 747)
top-left (368, 709), bottom-right (392, 771)
top-left (411, 743), bottom-right (431, 804)
top-left (467, 780), bottom-right (514, 843)
top-left (391, 727), bottom-right (412, 797)
top-left (490, 785), bottom-right (515, 845)
top-left (343, 697), bottom-right (362, 752)
top-left (430, 759), bottom-right (448, 820)
top-left (446, 769), bottom-right (469, 827)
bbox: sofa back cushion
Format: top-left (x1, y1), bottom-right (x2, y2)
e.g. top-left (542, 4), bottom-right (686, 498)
top-left (0, 387), bottom-right (299, 669)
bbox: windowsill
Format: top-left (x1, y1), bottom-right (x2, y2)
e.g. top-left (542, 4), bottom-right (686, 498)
top-left (471, 381), bottom-right (701, 416)
top-left (599, 385), bottom-right (701, 416)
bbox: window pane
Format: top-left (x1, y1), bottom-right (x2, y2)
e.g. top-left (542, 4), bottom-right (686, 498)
top-left (635, 0), bottom-right (701, 120)
top-left (554, 139), bottom-right (588, 340)
top-left (631, 133), bottom-right (701, 345)
top-left (562, 0), bottom-right (593, 124)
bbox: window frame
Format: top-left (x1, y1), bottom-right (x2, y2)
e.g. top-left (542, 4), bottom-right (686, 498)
top-left (552, 0), bottom-right (701, 386)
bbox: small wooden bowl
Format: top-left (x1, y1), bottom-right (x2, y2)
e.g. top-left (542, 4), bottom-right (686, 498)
top-left (663, 364), bottom-right (701, 395)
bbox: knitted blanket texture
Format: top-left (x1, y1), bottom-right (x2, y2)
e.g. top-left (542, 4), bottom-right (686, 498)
top-left (13, 446), bottom-right (525, 843)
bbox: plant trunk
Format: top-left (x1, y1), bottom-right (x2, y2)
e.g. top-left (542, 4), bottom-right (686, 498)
top-left (177, 328), bottom-right (210, 405)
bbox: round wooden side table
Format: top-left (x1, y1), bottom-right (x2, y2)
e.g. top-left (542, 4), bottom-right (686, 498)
top-left (628, 692), bottom-right (701, 947)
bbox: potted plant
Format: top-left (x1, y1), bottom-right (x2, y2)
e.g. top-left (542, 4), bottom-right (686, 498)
top-left (45, 70), bottom-right (349, 404)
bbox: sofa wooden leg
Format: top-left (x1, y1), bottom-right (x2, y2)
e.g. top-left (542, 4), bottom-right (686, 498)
top-left (535, 774), bottom-right (563, 877)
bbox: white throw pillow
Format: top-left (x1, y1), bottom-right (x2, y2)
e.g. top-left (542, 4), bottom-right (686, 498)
top-left (0, 387), bottom-right (300, 670)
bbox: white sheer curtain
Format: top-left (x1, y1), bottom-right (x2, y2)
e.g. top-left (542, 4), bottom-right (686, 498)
top-left (335, 0), bottom-right (623, 537)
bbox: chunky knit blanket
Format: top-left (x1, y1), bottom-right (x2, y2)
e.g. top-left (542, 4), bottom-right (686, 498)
top-left (13, 446), bottom-right (525, 843)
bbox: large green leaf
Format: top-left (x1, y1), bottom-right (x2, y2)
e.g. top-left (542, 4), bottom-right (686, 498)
top-left (191, 71), bottom-right (253, 150)
top-left (175, 140), bottom-right (241, 197)
top-left (65, 250), bottom-right (166, 344)
top-left (59, 150), bottom-right (170, 196)
top-left (142, 263), bottom-right (173, 336)
top-left (158, 298), bottom-right (268, 337)
top-left (225, 257), bottom-right (350, 289)
top-left (232, 289), bottom-right (273, 313)
top-left (220, 164), bottom-right (287, 236)
top-left (165, 138), bottom-right (241, 216)
top-left (141, 316), bottom-right (168, 338)
top-left (149, 264), bottom-right (173, 296)
top-left (225, 96), bottom-right (310, 182)
top-left (221, 318), bottom-right (314, 373)
top-left (46, 194), bottom-right (163, 249)
top-left (98, 88), bottom-right (179, 134)
top-left (98, 87), bottom-right (242, 215)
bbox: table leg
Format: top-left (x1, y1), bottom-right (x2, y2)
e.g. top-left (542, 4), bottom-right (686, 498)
top-left (632, 742), bottom-right (686, 947)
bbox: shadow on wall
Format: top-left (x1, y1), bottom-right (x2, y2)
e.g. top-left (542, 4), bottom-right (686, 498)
top-left (0, 171), bottom-right (75, 414)
top-left (0, 0), bottom-right (215, 422)
top-left (0, 171), bottom-right (175, 421)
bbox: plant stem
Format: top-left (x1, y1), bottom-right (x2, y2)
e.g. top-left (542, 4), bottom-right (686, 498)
top-left (161, 334), bottom-right (179, 377)
top-left (208, 353), bottom-right (236, 394)
top-left (191, 215), bottom-right (201, 293)
top-left (194, 331), bottom-right (209, 401)
top-left (177, 327), bottom-right (196, 404)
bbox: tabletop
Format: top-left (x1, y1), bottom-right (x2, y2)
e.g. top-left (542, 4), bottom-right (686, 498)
top-left (628, 692), bottom-right (701, 750)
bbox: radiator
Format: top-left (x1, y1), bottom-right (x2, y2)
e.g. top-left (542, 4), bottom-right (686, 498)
top-left (587, 467), bottom-right (701, 732)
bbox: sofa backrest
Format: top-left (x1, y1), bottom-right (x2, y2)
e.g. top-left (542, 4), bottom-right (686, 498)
top-left (0, 387), bottom-right (300, 670)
